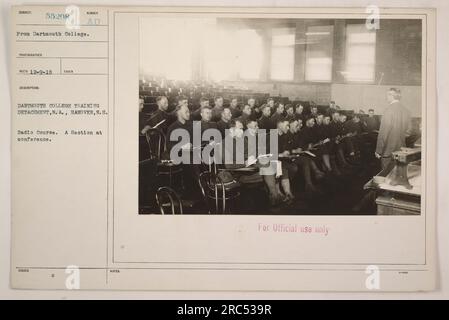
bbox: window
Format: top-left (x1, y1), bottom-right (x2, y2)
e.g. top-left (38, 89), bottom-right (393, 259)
top-left (203, 28), bottom-right (263, 81)
top-left (236, 29), bottom-right (264, 80)
top-left (140, 18), bottom-right (200, 81)
top-left (305, 25), bottom-right (334, 82)
top-left (270, 28), bottom-right (295, 81)
top-left (344, 24), bottom-right (376, 82)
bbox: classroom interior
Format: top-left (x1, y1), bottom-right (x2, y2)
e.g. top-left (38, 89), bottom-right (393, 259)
top-left (138, 17), bottom-right (422, 215)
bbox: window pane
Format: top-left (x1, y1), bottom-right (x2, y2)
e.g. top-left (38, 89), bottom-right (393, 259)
top-left (272, 33), bottom-right (295, 46)
top-left (204, 27), bottom-right (236, 81)
top-left (345, 24), bottom-right (376, 82)
top-left (270, 28), bottom-right (295, 81)
top-left (305, 25), bottom-right (334, 82)
top-left (237, 29), bottom-right (263, 79)
top-left (140, 18), bottom-right (197, 80)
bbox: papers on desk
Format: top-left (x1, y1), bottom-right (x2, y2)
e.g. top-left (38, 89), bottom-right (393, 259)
top-left (245, 154), bottom-right (273, 167)
top-left (301, 151), bottom-right (316, 157)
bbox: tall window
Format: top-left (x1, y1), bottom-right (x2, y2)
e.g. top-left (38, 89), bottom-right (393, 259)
top-left (270, 28), bottom-right (295, 81)
top-left (236, 29), bottom-right (264, 80)
top-left (203, 28), bottom-right (263, 81)
top-left (344, 24), bottom-right (377, 82)
top-left (305, 25), bottom-right (334, 82)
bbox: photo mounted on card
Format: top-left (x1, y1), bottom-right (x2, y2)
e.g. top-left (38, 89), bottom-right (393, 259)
top-left (10, 6), bottom-right (436, 291)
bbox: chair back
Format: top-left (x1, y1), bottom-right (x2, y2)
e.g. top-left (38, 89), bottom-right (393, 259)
top-left (155, 186), bottom-right (183, 215)
top-left (145, 128), bottom-right (166, 160)
top-left (198, 171), bottom-right (226, 214)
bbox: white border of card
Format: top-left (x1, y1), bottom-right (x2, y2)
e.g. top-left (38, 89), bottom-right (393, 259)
top-left (10, 6), bottom-right (436, 291)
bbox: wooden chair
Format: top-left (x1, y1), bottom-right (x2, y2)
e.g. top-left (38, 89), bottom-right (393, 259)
top-left (156, 186), bottom-right (183, 215)
top-left (198, 171), bottom-right (240, 214)
top-left (145, 128), bottom-right (183, 189)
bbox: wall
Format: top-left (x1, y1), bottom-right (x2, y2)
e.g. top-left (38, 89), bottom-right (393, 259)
top-left (331, 84), bottom-right (422, 116)
top-left (222, 80), bottom-right (331, 104)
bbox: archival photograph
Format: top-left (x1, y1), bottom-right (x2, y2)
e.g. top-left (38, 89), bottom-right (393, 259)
top-left (138, 17), bottom-right (423, 216)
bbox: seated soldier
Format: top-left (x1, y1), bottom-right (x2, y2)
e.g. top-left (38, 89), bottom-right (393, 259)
top-left (216, 107), bottom-right (232, 139)
top-left (277, 120), bottom-right (298, 203)
top-left (191, 97), bottom-right (210, 121)
top-left (248, 97), bottom-right (261, 120)
top-left (229, 97), bottom-right (242, 119)
top-left (211, 96), bottom-right (224, 122)
top-left (237, 104), bottom-right (252, 128)
top-left (285, 104), bottom-right (295, 122)
top-left (364, 108), bottom-right (380, 133)
top-left (258, 104), bottom-right (273, 130)
top-left (330, 111), bottom-right (351, 170)
top-left (321, 115), bottom-right (343, 176)
top-left (218, 119), bottom-right (281, 206)
top-left (294, 104), bottom-right (306, 123)
top-left (343, 114), bottom-right (364, 162)
top-left (266, 97), bottom-right (275, 110)
top-left (200, 106), bottom-right (218, 134)
top-left (337, 114), bottom-right (357, 165)
top-left (310, 105), bottom-right (319, 119)
top-left (270, 102), bottom-right (285, 129)
top-left (288, 119), bottom-right (324, 193)
top-left (166, 104), bottom-right (193, 158)
top-left (141, 95), bottom-right (171, 135)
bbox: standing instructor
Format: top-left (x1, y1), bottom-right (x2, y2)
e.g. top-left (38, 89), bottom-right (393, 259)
top-left (375, 88), bottom-right (411, 170)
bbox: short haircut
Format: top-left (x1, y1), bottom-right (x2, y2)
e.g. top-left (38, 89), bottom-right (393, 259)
top-left (277, 119), bottom-right (288, 126)
top-left (267, 98), bottom-right (274, 103)
top-left (215, 96), bottom-right (223, 101)
top-left (229, 119), bottom-right (242, 128)
top-left (200, 106), bottom-right (211, 112)
top-left (221, 107), bottom-right (231, 115)
top-left (316, 113), bottom-right (324, 117)
top-left (368, 108), bottom-right (375, 112)
top-left (389, 88), bottom-right (401, 100)
top-left (306, 116), bottom-right (315, 123)
top-left (156, 96), bottom-right (167, 103)
top-left (285, 104), bottom-right (294, 110)
top-left (200, 97), bottom-right (209, 103)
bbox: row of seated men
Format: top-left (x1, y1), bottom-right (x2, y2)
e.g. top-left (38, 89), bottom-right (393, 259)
top-left (139, 95), bottom-right (380, 207)
top-left (139, 95), bottom-right (380, 135)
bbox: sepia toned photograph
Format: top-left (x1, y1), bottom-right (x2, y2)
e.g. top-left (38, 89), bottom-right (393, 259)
top-left (8, 4), bottom-right (438, 293)
top-left (138, 16), bottom-right (422, 216)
